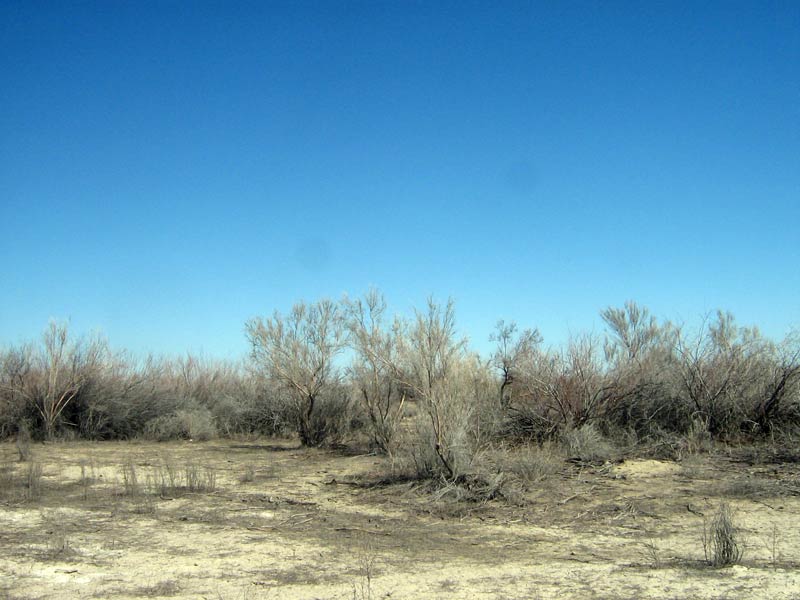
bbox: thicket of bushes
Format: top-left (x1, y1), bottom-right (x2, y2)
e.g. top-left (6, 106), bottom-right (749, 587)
top-left (2, 295), bottom-right (799, 481)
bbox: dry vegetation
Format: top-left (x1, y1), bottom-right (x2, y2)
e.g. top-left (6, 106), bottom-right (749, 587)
top-left (1, 440), bottom-right (800, 599)
top-left (1, 294), bottom-right (800, 598)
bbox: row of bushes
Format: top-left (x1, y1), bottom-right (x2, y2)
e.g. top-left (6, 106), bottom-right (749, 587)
top-left (245, 294), bottom-right (800, 478)
top-left (0, 327), bottom-right (292, 442)
top-left (2, 296), bottom-right (799, 479)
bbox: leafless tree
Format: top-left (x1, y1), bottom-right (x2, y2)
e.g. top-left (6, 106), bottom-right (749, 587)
top-left (246, 299), bottom-right (345, 446)
top-left (601, 302), bottom-right (681, 435)
top-left (601, 301), bottom-right (664, 366)
top-left (394, 297), bottom-right (470, 479)
top-left (0, 322), bottom-right (107, 440)
top-left (675, 311), bottom-right (766, 436)
top-left (752, 330), bottom-right (800, 433)
top-left (0, 344), bottom-right (34, 438)
top-left (345, 290), bottom-right (406, 454)
top-left (490, 320), bottom-right (542, 410)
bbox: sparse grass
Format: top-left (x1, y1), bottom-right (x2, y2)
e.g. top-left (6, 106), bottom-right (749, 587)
top-left (501, 441), bottom-right (563, 487)
top-left (16, 420), bottom-right (32, 462)
top-left (121, 458), bottom-right (142, 497)
top-left (129, 579), bottom-right (182, 597)
top-left (0, 460), bottom-right (47, 503)
top-left (640, 536), bottom-right (662, 568)
top-left (763, 523), bottom-right (780, 569)
top-left (723, 477), bottom-right (783, 499)
top-left (119, 456), bottom-right (216, 499)
top-left (79, 458), bottom-right (97, 500)
top-left (40, 509), bottom-right (76, 559)
top-left (183, 464), bottom-right (217, 493)
top-left (24, 461), bottom-right (43, 501)
top-left (0, 461), bottom-right (14, 499)
top-left (3, 439), bottom-right (800, 599)
top-left (351, 537), bottom-right (378, 600)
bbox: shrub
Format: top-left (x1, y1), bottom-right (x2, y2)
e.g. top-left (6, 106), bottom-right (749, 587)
top-left (561, 423), bottom-right (615, 463)
top-left (345, 290), bottom-right (407, 454)
top-left (703, 503), bottom-right (743, 567)
top-left (143, 404), bottom-right (216, 441)
top-left (302, 386), bottom-right (355, 447)
top-left (246, 299), bottom-right (347, 446)
top-left (502, 441), bottom-right (564, 486)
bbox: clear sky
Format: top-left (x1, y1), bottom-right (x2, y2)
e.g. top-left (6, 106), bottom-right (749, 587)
top-left (1, 1), bottom-right (798, 358)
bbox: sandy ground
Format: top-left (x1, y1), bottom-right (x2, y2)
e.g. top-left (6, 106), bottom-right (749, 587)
top-left (1, 439), bottom-right (799, 599)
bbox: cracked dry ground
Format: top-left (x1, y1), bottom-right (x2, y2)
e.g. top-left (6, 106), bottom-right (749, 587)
top-left (1, 440), bottom-right (799, 599)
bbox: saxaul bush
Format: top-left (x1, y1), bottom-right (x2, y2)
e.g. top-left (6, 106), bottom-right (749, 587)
top-left (345, 290), bottom-right (407, 455)
top-left (246, 299), bottom-right (350, 447)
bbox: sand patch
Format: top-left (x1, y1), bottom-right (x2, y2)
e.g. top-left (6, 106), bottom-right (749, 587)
top-left (614, 459), bottom-right (682, 479)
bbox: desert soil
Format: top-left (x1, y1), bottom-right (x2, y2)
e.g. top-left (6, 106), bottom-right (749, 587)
top-left (1, 439), bottom-right (799, 599)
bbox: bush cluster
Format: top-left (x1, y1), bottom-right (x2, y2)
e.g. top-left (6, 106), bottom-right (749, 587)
top-left (2, 297), bottom-right (798, 484)
top-left (0, 326), bottom-right (289, 441)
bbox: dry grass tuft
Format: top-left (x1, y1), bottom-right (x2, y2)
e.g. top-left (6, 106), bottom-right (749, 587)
top-left (703, 502), bottom-right (744, 567)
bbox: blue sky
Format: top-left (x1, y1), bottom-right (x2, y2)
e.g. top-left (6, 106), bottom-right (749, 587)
top-left (1, 1), bottom-right (798, 358)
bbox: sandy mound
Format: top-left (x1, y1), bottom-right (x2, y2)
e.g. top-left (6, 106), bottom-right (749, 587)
top-left (614, 459), bottom-right (682, 479)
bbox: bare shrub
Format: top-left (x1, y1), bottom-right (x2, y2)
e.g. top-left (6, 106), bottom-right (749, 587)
top-left (561, 423), bottom-right (615, 463)
top-left (79, 459), bottom-right (97, 501)
top-left (121, 458), bottom-right (141, 497)
top-left (0, 462), bottom-right (14, 501)
top-left (0, 347), bottom-right (35, 439)
top-left (143, 403), bottom-right (216, 441)
top-left (600, 302), bottom-right (686, 438)
top-left (751, 330), bottom-right (800, 434)
top-left (392, 298), bottom-right (478, 480)
top-left (685, 415), bottom-right (713, 454)
top-left (345, 290), bottom-right (407, 454)
top-left (240, 464), bottom-right (256, 483)
top-left (501, 441), bottom-right (563, 486)
top-left (490, 320), bottom-right (542, 410)
top-left (15, 419), bottom-right (32, 461)
top-left (703, 503), bottom-right (744, 567)
top-left (676, 312), bottom-right (769, 437)
top-left (509, 335), bottom-right (613, 440)
top-left (351, 537), bottom-right (378, 600)
top-left (24, 461), bottom-right (44, 501)
top-left (247, 299), bottom-right (347, 446)
top-left (0, 322), bottom-right (107, 440)
top-left (40, 509), bottom-right (75, 558)
top-left (183, 464), bottom-right (217, 493)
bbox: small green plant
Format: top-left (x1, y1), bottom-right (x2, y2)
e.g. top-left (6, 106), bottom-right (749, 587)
top-left (703, 503), bottom-right (743, 567)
